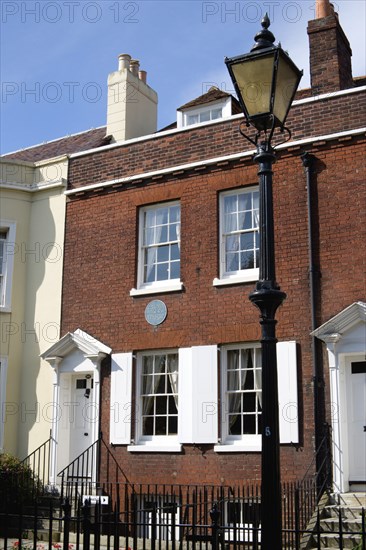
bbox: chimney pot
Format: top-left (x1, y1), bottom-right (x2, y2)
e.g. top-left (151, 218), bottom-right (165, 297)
top-left (315, 0), bottom-right (333, 19)
top-left (118, 53), bottom-right (131, 71)
top-left (130, 59), bottom-right (140, 77)
top-left (139, 70), bottom-right (147, 84)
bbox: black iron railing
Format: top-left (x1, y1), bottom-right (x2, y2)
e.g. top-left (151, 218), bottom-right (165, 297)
top-left (58, 435), bottom-right (130, 507)
top-left (0, 485), bottom-right (364, 550)
top-left (20, 433), bottom-right (53, 495)
top-left (293, 425), bottom-right (333, 546)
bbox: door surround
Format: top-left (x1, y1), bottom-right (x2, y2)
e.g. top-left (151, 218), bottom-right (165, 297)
top-left (41, 328), bottom-right (111, 486)
top-left (312, 302), bottom-right (366, 493)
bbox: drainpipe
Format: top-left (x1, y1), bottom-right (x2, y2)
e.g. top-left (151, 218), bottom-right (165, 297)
top-left (301, 152), bottom-right (326, 486)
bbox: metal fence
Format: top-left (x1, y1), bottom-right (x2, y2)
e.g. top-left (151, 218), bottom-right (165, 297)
top-left (1, 484), bottom-right (365, 550)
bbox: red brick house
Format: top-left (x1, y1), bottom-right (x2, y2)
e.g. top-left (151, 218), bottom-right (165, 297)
top-left (5, 1), bottom-right (365, 505)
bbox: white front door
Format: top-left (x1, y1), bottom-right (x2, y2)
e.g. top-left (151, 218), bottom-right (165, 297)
top-left (347, 359), bottom-right (366, 483)
top-left (69, 375), bottom-right (94, 475)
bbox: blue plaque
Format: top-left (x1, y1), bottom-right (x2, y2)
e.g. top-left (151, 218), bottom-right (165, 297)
top-left (145, 300), bottom-right (167, 326)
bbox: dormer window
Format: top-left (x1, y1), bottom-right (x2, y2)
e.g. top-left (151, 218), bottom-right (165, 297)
top-left (176, 87), bottom-right (240, 130)
top-left (186, 106), bottom-right (223, 126)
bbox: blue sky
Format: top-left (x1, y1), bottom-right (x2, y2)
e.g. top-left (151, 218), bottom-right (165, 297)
top-left (1, 0), bottom-right (365, 155)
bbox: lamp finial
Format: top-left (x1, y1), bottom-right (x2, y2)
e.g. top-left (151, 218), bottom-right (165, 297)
top-left (251, 13), bottom-right (276, 51)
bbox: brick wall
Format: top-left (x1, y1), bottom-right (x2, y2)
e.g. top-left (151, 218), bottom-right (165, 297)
top-left (61, 125), bottom-right (365, 485)
top-left (68, 90), bottom-right (366, 191)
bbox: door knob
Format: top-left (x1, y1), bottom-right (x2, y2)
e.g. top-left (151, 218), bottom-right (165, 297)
top-left (364, 426), bottom-right (366, 432)
top-left (84, 432), bottom-right (89, 436)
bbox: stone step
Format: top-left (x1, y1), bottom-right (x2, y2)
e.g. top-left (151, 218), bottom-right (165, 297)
top-left (320, 517), bottom-right (363, 532)
top-left (323, 504), bottom-right (365, 521)
top-left (310, 532), bottom-right (363, 549)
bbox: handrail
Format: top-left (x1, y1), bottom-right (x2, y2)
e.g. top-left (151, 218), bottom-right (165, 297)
top-left (294, 424), bottom-right (332, 535)
top-left (21, 433), bottom-right (53, 491)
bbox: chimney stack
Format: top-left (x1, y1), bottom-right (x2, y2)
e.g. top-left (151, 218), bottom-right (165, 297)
top-left (106, 54), bottom-right (158, 143)
top-left (307, 0), bottom-right (353, 95)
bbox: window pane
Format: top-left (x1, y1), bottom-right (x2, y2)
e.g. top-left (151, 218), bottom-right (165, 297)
top-left (157, 245), bottom-right (169, 262)
top-left (238, 193), bottom-right (251, 211)
top-left (211, 108), bottom-right (222, 119)
top-left (157, 263), bottom-right (169, 281)
top-left (155, 416), bottom-right (166, 436)
top-left (243, 414), bottom-right (255, 434)
top-left (156, 207), bottom-right (168, 225)
top-left (143, 416), bottom-right (153, 435)
top-left (200, 110), bottom-right (210, 122)
top-left (226, 252), bottom-right (239, 272)
top-left (240, 251), bottom-right (254, 270)
top-left (171, 243), bottom-right (179, 261)
top-left (144, 227), bottom-right (155, 246)
top-left (224, 195), bottom-right (237, 214)
top-left (170, 205), bottom-right (180, 223)
top-left (240, 232), bottom-right (254, 251)
top-left (170, 261), bottom-right (180, 279)
top-left (238, 211), bottom-right (252, 230)
top-left (168, 416), bottom-right (178, 435)
top-left (156, 225), bottom-right (168, 244)
top-left (187, 114), bottom-right (198, 125)
top-left (227, 235), bottom-right (239, 252)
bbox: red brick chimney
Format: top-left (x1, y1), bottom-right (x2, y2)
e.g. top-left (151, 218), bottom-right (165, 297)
top-left (307, 0), bottom-right (353, 95)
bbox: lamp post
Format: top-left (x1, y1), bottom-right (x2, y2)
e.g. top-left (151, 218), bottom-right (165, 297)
top-left (225, 15), bottom-right (302, 550)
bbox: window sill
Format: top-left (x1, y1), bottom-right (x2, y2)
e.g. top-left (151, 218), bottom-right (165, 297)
top-left (128, 443), bottom-right (182, 453)
top-left (214, 443), bottom-right (261, 453)
top-left (130, 282), bottom-right (184, 297)
top-left (213, 272), bottom-right (259, 287)
top-left (0, 306), bottom-right (12, 313)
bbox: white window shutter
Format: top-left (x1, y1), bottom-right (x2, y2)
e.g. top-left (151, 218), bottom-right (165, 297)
top-left (277, 341), bottom-right (299, 444)
top-left (110, 353), bottom-right (133, 445)
top-left (178, 345), bottom-right (218, 444)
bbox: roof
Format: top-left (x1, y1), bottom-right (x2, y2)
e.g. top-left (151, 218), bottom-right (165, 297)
top-left (2, 127), bottom-right (111, 163)
top-left (178, 87), bottom-right (238, 111)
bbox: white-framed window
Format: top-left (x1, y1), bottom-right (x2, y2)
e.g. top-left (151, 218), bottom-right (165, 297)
top-left (218, 344), bottom-right (262, 451)
top-left (0, 356), bottom-right (9, 451)
top-left (177, 98), bottom-right (232, 129)
top-left (215, 341), bottom-right (299, 452)
top-left (186, 106), bottom-right (222, 126)
top-left (134, 350), bottom-right (180, 449)
top-left (0, 221), bottom-right (16, 311)
top-left (214, 187), bottom-right (259, 286)
top-left (131, 202), bottom-right (182, 296)
top-left (122, 345), bottom-right (218, 452)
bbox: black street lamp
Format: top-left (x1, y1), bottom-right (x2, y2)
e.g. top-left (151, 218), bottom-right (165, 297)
top-left (225, 15), bottom-right (302, 550)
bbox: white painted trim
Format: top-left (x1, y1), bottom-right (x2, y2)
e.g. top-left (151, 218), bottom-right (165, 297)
top-left (0, 178), bottom-right (66, 193)
top-left (0, 220), bottom-right (16, 311)
top-left (213, 273), bottom-right (259, 286)
top-left (130, 282), bottom-right (184, 297)
top-left (313, 303), bottom-right (366, 493)
top-left (110, 353), bottom-right (133, 445)
top-left (69, 86), bottom-right (366, 160)
top-left (214, 443), bottom-right (261, 453)
top-left (65, 127), bottom-right (366, 196)
top-left (0, 356), bottom-right (8, 452)
top-left (127, 443), bottom-right (182, 453)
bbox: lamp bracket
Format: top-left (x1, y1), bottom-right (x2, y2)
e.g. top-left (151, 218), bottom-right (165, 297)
top-left (273, 125), bottom-right (292, 150)
top-left (239, 121), bottom-right (258, 147)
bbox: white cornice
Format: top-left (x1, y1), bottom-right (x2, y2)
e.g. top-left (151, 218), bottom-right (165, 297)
top-left (0, 178), bottom-right (66, 193)
top-left (65, 127), bottom-right (366, 196)
top-left (311, 302), bottom-right (366, 342)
